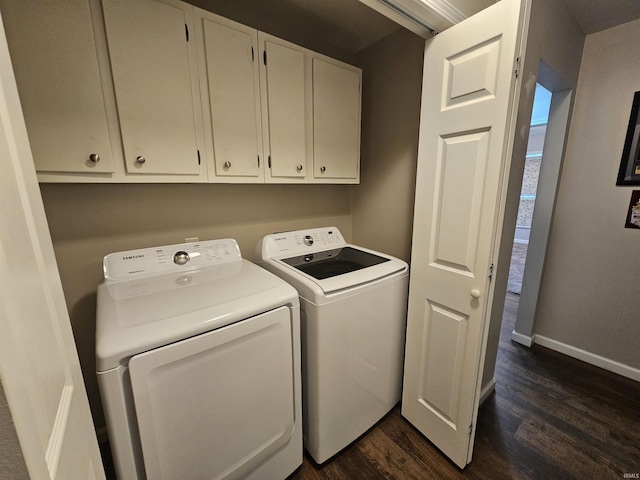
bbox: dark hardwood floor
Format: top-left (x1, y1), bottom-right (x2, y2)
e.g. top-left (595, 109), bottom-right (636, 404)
top-left (101, 293), bottom-right (640, 479)
top-left (292, 293), bottom-right (640, 480)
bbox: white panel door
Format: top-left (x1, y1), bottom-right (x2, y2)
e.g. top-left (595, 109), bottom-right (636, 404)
top-left (0, 16), bottom-right (105, 479)
top-left (102, 0), bottom-right (202, 175)
top-left (129, 307), bottom-right (295, 480)
top-left (199, 13), bottom-right (264, 180)
top-left (260, 34), bottom-right (308, 180)
top-left (402, 0), bottom-right (525, 468)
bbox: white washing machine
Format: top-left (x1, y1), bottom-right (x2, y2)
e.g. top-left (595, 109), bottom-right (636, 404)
top-left (255, 227), bottom-right (408, 463)
top-left (96, 239), bottom-right (302, 480)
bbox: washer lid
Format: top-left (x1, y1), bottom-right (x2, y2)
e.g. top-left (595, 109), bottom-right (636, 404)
top-left (273, 250), bottom-right (407, 296)
top-left (96, 259), bottom-right (298, 372)
top-left (280, 246), bottom-right (390, 280)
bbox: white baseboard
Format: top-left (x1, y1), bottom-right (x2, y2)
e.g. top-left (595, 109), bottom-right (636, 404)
top-left (479, 378), bottom-right (496, 404)
top-left (511, 329), bottom-right (535, 347)
top-left (533, 334), bottom-right (640, 383)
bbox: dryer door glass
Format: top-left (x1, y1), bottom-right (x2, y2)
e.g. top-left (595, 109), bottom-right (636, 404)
top-left (281, 246), bottom-right (389, 279)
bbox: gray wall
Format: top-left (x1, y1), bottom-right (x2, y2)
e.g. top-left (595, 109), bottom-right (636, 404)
top-left (352, 29), bottom-right (424, 261)
top-left (0, 380), bottom-right (30, 479)
top-left (533, 17), bottom-right (640, 370)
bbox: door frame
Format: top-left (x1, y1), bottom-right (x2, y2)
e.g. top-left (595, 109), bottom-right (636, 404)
top-left (512, 61), bottom-right (573, 345)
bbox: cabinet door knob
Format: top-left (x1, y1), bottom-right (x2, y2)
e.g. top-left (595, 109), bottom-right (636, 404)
top-left (89, 153), bottom-right (101, 163)
top-left (470, 289), bottom-right (481, 299)
top-left (297, 164), bottom-right (303, 172)
top-left (224, 161), bottom-right (231, 168)
top-left (136, 156), bottom-right (146, 164)
top-left (320, 166), bottom-right (326, 173)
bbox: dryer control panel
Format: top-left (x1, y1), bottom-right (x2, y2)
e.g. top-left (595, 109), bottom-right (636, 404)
top-left (104, 239), bottom-right (242, 281)
top-left (258, 227), bottom-right (346, 259)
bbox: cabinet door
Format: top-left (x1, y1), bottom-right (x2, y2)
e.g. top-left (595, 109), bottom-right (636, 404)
top-left (0, 0), bottom-right (115, 174)
top-left (312, 58), bottom-right (361, 182)
top-left (198, 13), bottom-right (264, 181)
top-left (260, 35), bottom-right (308, 181)
top-left (102, 0), bottom-right (201, 176)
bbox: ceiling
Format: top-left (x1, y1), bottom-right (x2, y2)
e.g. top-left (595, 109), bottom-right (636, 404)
top-left (560, 0), bottom-right (640, 35)
top-left (188, 0), bottom-right (640, 61)
top-left (187, 0), bottom-right (400, 61)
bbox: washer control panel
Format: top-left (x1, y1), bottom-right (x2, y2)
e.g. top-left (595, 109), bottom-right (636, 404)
top-left (260, 227), bottom-right (345, 258)
top-left (103, 239), bottom-right (242, 281)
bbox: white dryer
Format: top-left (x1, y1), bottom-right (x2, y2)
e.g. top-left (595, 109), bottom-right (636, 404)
top-left (96, 239), bottom-right (302, 480)
top-left (255, 227), bottom-right (408, 463)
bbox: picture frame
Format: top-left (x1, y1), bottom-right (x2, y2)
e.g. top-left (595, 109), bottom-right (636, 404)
top-left (616, 91), bottom-right (640, 185)
top-left (624, 190), bottom-right (640, 229)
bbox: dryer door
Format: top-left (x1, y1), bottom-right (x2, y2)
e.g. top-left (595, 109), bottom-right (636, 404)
top-left (129, 306), bottom-right (295, 480)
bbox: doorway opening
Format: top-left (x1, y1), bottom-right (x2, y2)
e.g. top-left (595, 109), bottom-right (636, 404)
top-left (509, 60), bottom-right (573, 346)
top-left (507, 83), bottom-right (551, 295)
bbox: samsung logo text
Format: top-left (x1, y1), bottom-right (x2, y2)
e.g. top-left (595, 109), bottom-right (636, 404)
top-left (122, 254), bottom-right (145, 261)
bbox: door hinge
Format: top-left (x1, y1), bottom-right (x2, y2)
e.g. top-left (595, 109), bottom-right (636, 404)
top-left (185, 24), bottom-right (189, 42)
top-left (258, 155), bottom-right (260, 168)
top-left (515, 56), bottom-right (521, 78)
top-left (197, 149), bottom-right (201, 165)
top-left (489, 263), bottom-right (494, 282)
top-left (251, 46), bottom-right (254, 62)
top-left (469, 423), bottom-right (473, 435)
top-left (263, 50), bottom-right (267, 65)
top-left (268, 156), bottom-right (271, 168)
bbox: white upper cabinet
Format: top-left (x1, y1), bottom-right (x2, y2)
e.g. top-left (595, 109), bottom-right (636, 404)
top-left (0, 0), bottom-right (115, 175)
top-left (194, 14), bottom-right (312, 184)
top-left (194, 11), bottom-right (264, 182)
top-left (3, 0), bottom-right (360, 183)
top-left (312, 57), bottom-right (361, 182)
top-left (259, 34), bottom-right (310, 183)
top-left (195, 10), bottom-right (360, 184)
top-left (102, 0), bottom-right (205, 177)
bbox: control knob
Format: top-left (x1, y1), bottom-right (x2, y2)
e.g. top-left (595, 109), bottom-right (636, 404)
top-left (303, 235), bottom-right (314, 246)
top-left (173, 251), bottom-right (190, 265)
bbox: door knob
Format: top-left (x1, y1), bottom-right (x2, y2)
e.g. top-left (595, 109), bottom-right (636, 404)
top-left (136, 156), bottom-right (146, 164)
top-left (470, 289), bottom-right (481, 299)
